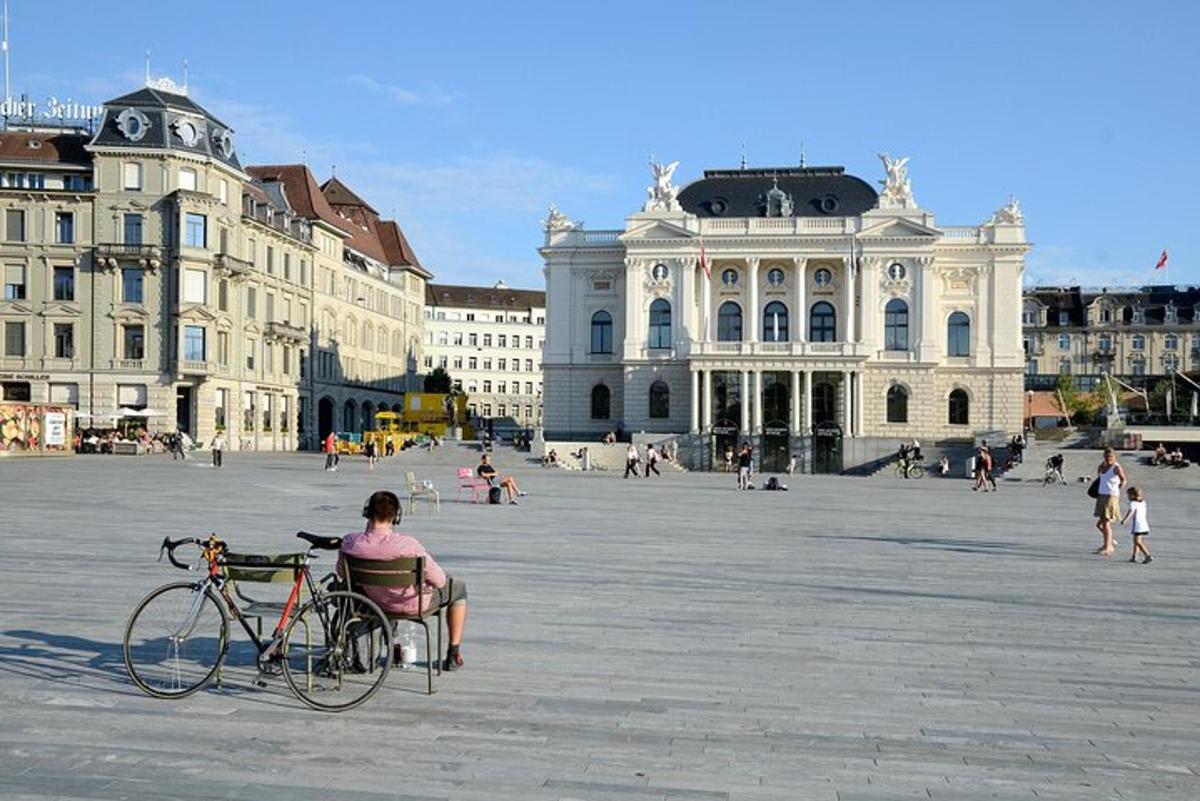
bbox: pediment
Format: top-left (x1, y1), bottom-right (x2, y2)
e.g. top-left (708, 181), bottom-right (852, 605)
top-left (110, 306), bottom-right (150, 321)
top-left (40, 303), bottom-right (84, 318)
top-left (620, 219), bottom-right (695, 241)
top-left (179, 305), bottom-right (219, 323)
top-left (859, 218), bottom-right (941, 239)
top-left (243, 321), bottom-right (265, 335)
top-left (0, 302), bottom-right (35, 315)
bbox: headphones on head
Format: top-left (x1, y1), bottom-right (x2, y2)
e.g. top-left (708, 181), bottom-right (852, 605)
top-left (362, 490), bottom-right (403, 526)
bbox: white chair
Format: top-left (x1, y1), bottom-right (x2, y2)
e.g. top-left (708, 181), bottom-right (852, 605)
top-left (405, 471), bottom-right (441, 515)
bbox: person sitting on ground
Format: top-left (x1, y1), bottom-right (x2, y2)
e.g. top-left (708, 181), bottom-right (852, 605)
top-left (939, 455), bottom-right (950, 476)
top-left (602, 430), bottom-right (616, 445)
top-left (339, 491), bottom-right (468, 671)
top-left (1170, 447), bottom-right (1184, 466)
top-left (1154, 442), bottom-right (1168, 465)
top-left (477, 453), bottom-right (525, 504)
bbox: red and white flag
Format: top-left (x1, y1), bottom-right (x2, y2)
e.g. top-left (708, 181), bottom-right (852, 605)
top-left (1156, 249), bottom-right (1169, 270)
top-left (699, 239), bottom-right (711, 281)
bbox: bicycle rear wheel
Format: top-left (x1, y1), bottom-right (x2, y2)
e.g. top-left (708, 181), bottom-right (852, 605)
top-left (281, 590), bottom-right (392, 712)
top-left (910, 465), bottom-right (925, 479)
top-left (123, 581), bottom-right (228, 698)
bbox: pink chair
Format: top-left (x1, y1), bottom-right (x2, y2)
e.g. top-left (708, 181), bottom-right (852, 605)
top-left (456, 468), bottom-right (489, 503)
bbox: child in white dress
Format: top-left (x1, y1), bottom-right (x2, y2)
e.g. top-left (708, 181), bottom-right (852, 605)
top-left (1121, 487), bottom-right (1152, 564)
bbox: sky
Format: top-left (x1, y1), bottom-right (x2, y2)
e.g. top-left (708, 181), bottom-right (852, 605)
top-left (10, 0), bottom-right (1200, 289)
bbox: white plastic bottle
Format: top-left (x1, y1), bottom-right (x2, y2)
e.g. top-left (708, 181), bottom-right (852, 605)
top-left (401, 624), bottom-right (418, 668)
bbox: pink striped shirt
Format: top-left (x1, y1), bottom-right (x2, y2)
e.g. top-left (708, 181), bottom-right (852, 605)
top-left (338, 528), bottom-right (446, 616)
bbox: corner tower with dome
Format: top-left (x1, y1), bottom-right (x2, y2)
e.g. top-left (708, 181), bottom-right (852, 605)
top-left (539, 156), bottom-right (1030, 472)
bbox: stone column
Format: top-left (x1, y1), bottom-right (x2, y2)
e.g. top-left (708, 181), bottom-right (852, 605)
top-left (843, 257), bottom-right (855, 343)
top-left (915, 256), bottom-right (938, 362)
top-left (842, 370), bottom-right (852, 433)
top-left (679, 257), bottom-right (695, 351)
top-left (690, 369), bottom-right (700, 433)
top-left (854, 371), bottom-right (865, 436)
top-left (740, 370), bottom-right (750, 433)
top-left (702, 369), bottom-right (713, 430)
top-left (790, 370), bottom-right (801, 434)
top-left (752, 369), bottom-right (763, 433)
top-left (803, 370), bottom-right (813, 432)
top-left (794, 257), bottom-right (807, 343)
top-left (747, 257), bottom-right (760, 343)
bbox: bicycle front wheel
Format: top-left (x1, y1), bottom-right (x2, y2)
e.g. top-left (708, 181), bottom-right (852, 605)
top-left (123, 581), bottom-right (228, 698)
top-left (282, 590), bottom-right (392, 712)
top-left (909, 465), bottom-right (925, 479)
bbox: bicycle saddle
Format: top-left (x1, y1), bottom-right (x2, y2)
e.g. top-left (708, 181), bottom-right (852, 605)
top-left (296, 531), bottom-right (342, 550)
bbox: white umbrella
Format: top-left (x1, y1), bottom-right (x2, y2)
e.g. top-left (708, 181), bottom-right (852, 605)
top-left (140, 408), bottom-right (168, 417)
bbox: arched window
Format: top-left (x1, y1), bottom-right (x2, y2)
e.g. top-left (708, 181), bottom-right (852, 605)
top-left (590, 310), bottom-right (612, 354)
top-left (590, 384), bottom-right (610, 419)
top-left (361, 401), bottom-right (374, 431)
top-left (884, 299), bottom-right (909, 351)
top-left (649, 380), bottom-right (670, 418)
top-left (342, 400), bottom-right (357, 431)
top-left (948, 389), bottom-right (969, 425)
top-left (886, 385), bottom-right (908, 423)
top-left (810, 301), bottom-right (836, 342)
top-left (648, 299), bottom-right (671, 349)
top-left (762, 301), bottom-right (789, 342)
top-left (947, 312), bottom-right (971, 356)
top-left (718, 301), bottom-right (743, 342)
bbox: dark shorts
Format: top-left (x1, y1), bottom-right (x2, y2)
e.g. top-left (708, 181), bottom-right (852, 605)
top-left (1133, 530), bottom-right (1149, 538)
top-left (435, 577), bottom-right (468, 607)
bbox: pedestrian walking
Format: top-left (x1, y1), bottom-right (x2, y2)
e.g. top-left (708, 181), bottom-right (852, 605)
top-left (1120, 486), bottom-right (1152, 564)
top-left (736, 443), bottom-right (751, 490)
top-left (1092, 447), bottom-right (1126, 556)
top-left (210, 432), bottom-right (225, 468)
top-left (787, 454), bottom-right (796, 476)
top-left (644, 444), bottom-right (660, 477)
top-left (172, 429), bottom-right (186, 461)
top-left (324, 431), bottom-right (340, 472)
top-left (984, 447), bottom-right (997, 491)
top-left (364, 439), bottom-right (377, 473)
top-left (623, 442), bottom-right (639, 479)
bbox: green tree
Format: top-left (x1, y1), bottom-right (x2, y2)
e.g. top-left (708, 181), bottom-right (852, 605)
top-left (423, 367), bottom-right (452, 394)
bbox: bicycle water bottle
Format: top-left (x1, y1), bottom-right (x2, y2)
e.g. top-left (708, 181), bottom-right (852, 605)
top-left (401, 624), bottom-right (417, 668)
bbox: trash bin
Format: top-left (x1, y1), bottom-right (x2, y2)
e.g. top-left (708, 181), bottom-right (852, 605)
top-left (965, 456), bottom-right (976, 479)
top-left (580, 447), bottom-right (591, 472)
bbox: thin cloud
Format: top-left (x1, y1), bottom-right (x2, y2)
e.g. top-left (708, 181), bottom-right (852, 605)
top-left (347, 74), bottom-right (459, 108)
top-left (1025, 245), bottom-right (1166, 289)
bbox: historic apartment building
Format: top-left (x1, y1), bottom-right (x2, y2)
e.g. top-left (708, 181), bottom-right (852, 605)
top-left (423, 282), bottom-right (545, 426)
top-left (0, 78), bottom-right (428, 450)
top-left (540, 156), bottom-right (1029, 471)
top-left (1022, 285), bottom-right (1200, 390)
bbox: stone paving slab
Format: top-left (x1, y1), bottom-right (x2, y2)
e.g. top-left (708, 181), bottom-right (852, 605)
top-left (0, 444), bottom-right (1197, 800)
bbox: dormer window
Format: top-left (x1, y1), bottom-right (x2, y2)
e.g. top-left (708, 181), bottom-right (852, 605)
top-left (1131, 306), bottom-right (1144, 324)
top-left (1099, 307), bottom-right (1112, 324)
top-left (1165, 303), bottom-right (1177, 323)
top-left (1058, 311), bottom-right (1069, 326)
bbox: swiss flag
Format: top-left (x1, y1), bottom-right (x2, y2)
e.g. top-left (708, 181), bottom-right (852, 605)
top-left (1156, 249), bottom-right (1169, 270)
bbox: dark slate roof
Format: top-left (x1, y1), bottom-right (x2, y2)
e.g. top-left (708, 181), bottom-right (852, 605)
top-left (426, 283), bottom-right (544, 311)
top-left (0, 131), bottom-right (91, 166)
top-left (677, 166), bottom-right (878, 218)
top-left (89, 85), bottom-right (241, 171)
top-left (1025, 285), bottom-right (1200, 326)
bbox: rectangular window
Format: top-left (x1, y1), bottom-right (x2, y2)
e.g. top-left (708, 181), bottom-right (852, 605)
top-left (178, 168), bottom-right (197, 192)
top-left (283, 252), bottom-right (291, 281)
top-left (264, 342), bottom-right (274, 373)
top-left (123, 162), bottom-right (142, 190)
top-left (453, 332), bottom-right (463, 346)
top-left (124, 213), bottom-right (143, 245)
top-left (53, 323), bottom-right (74, 358)
top-left (283, 298), bottom-right (292, 324)
top-left (123, 325), bottom-right (145, 359)
top-left (525, 336), bottom-right (533, 348)
top-left (525, 359), bottom-right (533, 372)
top-left (183, 268), bottom-right (207, 304)
top-left (246, 286), bottom-right (257, 319)
top-left (5, 209), bottom-right (25, 242)
top-left (498, 358), bottom-right (506, 370)
top-left (266, 292), bottom-right (275, 322)
top-left (185, 213), bottom-right (207, 248)
top-left (217, 331), bottom-right (229, 366)
top-left (63, 174), bottom-right (91, 191)
top-left (498, 404), bottom-right (507, 417)
top-left (218, 279), bottom-right (228, 311)
top-left (498, 335), bottom-right (507, 347)
top-left (282, 345), bottom-right (291, 375)
top-left (1058, 311), bottom-right (1068, 326)
top-left (266, 246), bottom-right (275, 274)
top-left (483, 380), bottom-right (492, 393)
top-left (4, 321), bottom-right (25, 356)
top-left (483, 334), bottom-right (492, 347)
top-left (483, 358), bottom-right (492, 370)
top-left (482, 403), bottom-right (491, 417)
top-left (246, 339), bottom-right (256, 370)
top-left (1059, 359), bottom-right (1071, 374)
top-left (184, 326), bottom-right (206, 361)
top-left (299, 259), bottom-right (308, 285)
top-left (55, 212), bottom-right (74, 244)
top-left (498, 381), bottom-right (507, 394)
top-left (438, 356), bottom-right (448, 368)
top-left (525, 382), bottom-right (533, 395)
top-left (53, 267), bottom-right (75, 301)
top-left (1058, 334), bottom-right (1070, 351)
top-left (453, 357), bottom-right (462, 369)
top-left (4, 264), bottom-right (25, 299)
top-left (468, 333), bottom-right (478, 347)
top-left (468, 357), bottom-right (477, 370)
top-left (423, 354), bottom-right (433, 368)
top-left (218, 179), bottom-right (228, 205)
top-left (122, 268), bottom-right (144, 303)
top-left (215, 389), bottom-right (227, 429)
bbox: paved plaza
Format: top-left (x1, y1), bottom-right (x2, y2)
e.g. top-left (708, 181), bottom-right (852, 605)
top-left (0, 444), bottom-right (1198, 800)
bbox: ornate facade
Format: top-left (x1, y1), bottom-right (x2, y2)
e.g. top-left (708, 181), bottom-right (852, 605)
top-left (540, 157), bottom-right (1029, 470)
top-left (0, 79), bottom-right (428, 449)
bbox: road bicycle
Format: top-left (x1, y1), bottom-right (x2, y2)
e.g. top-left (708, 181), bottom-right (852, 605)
top-left (895, 458), bottom-right (925, 479)
top-left (122, 531), bottom-right (393, 712)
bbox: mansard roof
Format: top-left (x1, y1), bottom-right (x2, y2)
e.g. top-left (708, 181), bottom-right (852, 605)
top-left (90, 84), bottom-right (241, 170)
top-left (677, 165), bottom-right (878, 219)
top-left (426, 282), bottom-right (544, 311)
top-left (0, 131), bottom-right (91, 166)
top-left (1025, 285), bottom-right (1200, 326)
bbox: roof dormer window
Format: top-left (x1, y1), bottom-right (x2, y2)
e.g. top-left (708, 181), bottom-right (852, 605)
top-left (1165, 303), bottom-right (1177, 323)
top-left (1131, 305), bottom-right (1144, 324)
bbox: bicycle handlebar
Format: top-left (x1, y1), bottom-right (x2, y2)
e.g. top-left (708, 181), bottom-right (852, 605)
top-left (157, 535), bottom-right (225, 570)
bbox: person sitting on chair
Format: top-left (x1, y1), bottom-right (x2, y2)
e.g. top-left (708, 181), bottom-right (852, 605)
top-left (1154, 442), bottom-right (1168, 465)
top-left (1170, 447), bottom-right (1184, 466)
top-left (338, 491), bottom-right (468, 671)
top-left (477, 453), bottom-right (525, 504)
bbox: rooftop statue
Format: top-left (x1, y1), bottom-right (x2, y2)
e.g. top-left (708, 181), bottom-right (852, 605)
top-left (988, 195), bottom-right (1024, 225)
top-left (542, 204), bottom-right (580, 232)
top-left (643, 159), bottom-right (682, 212)
top-left (877, 152), bottom-right (916, 209)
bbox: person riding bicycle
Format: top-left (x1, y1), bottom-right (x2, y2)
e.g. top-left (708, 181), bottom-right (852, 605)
top-left (338, 491), bottom-right (468, 671)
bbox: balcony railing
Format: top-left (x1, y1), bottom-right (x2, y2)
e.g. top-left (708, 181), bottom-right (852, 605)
top-left (689, 341), bottom-right (864, 358)
top-left (180, 359), bottom-right (215, 376)
top-left (95, 243), bottom-right (162, 262)
top-left (265, 321), bottom-right (308, 342)
top-left (110, 358), bottom-right (145, 370)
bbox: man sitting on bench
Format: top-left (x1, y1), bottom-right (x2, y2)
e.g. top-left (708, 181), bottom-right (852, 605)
top-left (339, 491), bottom-right (469, 671)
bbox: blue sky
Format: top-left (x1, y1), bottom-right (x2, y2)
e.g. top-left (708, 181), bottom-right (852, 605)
top-left (12, 0), bottom-right (1200, 288)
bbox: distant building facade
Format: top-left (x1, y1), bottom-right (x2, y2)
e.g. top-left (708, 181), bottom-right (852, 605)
top-left (423, 282), bottom-right (545, 427)
top-left (540, 158), bottom-right (1029, 471)
top-left (1022, 285), bottom-right (1200, 390)
top-left (0, 78), bottom-right (428, 450)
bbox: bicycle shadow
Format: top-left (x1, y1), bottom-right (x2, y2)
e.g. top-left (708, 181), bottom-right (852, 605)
top-left (0, 629), bottom-right (304, 706)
